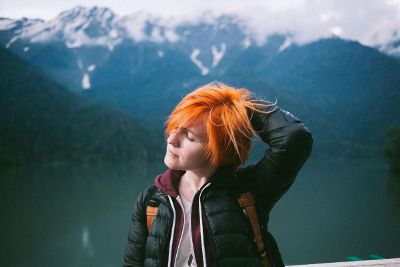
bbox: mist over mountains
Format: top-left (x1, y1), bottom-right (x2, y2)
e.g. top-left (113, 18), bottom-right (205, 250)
top-left (1, 6), bottom-right (400, 163)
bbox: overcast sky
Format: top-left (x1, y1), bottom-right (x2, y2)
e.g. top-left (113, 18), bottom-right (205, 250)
top-left (1, 0), bottom-right (399, 45)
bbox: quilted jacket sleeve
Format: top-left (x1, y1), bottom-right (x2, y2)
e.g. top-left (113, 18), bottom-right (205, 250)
top-left (243, 105), bottom-right (313, 212)
top-left (123, 186), bottom-right (154, 267)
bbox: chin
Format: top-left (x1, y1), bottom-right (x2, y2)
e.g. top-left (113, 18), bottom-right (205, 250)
top-left (164, 156), bottom-right (177, 169)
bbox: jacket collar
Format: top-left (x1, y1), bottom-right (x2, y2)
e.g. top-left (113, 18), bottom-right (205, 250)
top-left (155, 169), bottom-right (184, 197)
top-left (155, 166), bottom-right (237, 197)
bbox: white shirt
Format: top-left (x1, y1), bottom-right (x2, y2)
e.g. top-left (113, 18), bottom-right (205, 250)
top-left (175, 195), bottom-right (197, 267)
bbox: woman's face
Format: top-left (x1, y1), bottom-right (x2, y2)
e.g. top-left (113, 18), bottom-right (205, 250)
top-left (164, 122), bottom-right (211, 171)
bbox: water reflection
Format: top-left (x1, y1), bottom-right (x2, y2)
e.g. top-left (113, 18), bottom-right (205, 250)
top-left (0, 161), bottom-right (164, 267)
top-left (0, 158), bottom-right (399, 266)
top-left (76, 225), bottom-right (95, 266)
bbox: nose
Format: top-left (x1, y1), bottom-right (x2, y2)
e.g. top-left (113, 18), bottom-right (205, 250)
top-left (167, 131), bottom-right (180, 147)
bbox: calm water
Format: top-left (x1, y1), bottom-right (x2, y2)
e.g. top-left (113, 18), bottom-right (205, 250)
top-left (0, 156), bottom-right (399, 266)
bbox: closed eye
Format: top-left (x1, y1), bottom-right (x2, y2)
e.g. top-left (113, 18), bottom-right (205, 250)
top-left (185, 131), bottom-right (195, 142)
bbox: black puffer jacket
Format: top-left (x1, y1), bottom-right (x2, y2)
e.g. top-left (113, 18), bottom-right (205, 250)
top-left (123, 107), bottom-right (313, 267)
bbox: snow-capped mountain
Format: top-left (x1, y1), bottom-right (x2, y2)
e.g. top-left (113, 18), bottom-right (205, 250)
top-left (2, 5), bottom-right (399, 81)
top-left (2, 6), bottom-right (120, 50)
top-left (0, 6), bottom-right (291, 81)
top-left (0, 6), bottom-right (254, 46)
top-left (0, 6), bottom-right (187, 50)
top-left (375, 31), bottom-right (400, 58)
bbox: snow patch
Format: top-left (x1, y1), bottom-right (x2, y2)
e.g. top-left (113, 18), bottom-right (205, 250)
top-left (66, 39), bottom-right (82, 48)
top-left (109, 29), bottom-right (118, 38)
top-left (121, 13), bottom-right (149, 42)
top-left (63, 29), bottom-right (121, 49)
top-left (107, 42), bottom-right (115, 51)
top-left (219, 23), bottom-right (227, 30)
top-left (211, 43), bottom-right (226, 67)
top-left (164, 29), bottom-right (180, 43)
top-left (330, 26), bottom-right (343, 37)
top-left (82, 73), bottom-right (91, 89)
top-left (87, 64), bottom-right (96, 72)
top-left (150, 27), bottom-right (164, 43)
top-left (0, 18), bottom-right (17, 30)
top-left (242, 38), bottom-right (251, 49)
top-left (378, 42), bottom-right (400, 57)
top-left (190, 49), bottom-right (209, 76)
top-left (278, 37), bottom-right (292, 53)
top-left (6, 36), bottom-right (19, 48)
top-left (23, 46), bottom-right (30, 52)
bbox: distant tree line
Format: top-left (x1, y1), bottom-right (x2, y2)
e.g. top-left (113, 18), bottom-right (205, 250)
top-left (0, 47), bottom-right (160, 166)
top-left (384, 127), bottom-right (400, 218)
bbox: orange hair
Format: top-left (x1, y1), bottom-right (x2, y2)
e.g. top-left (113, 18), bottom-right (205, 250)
top-left (165, 82), bottom-right (275, 167)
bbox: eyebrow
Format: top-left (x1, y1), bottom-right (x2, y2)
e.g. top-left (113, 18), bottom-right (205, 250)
top-left (184, 127), bottom-right (205, 140)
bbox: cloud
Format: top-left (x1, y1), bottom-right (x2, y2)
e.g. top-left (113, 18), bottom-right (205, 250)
top-left (0, 0), bottom-right (399, 46)
top-left (231, 0), bottom-right (400, 45)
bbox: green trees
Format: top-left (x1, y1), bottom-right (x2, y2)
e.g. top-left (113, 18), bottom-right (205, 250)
top-left (0, 47), bottom-right (156, 166)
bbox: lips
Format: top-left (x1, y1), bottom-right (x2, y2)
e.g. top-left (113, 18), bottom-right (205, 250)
top-left (167, 148), bottom-right (179, 157)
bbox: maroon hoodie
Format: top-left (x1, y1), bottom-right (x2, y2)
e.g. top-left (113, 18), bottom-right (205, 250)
top-left (155, 169), bottom-right (215, 267)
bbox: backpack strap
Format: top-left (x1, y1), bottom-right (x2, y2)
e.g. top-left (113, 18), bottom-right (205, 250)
top-left (145, 186), bottom-right (160, 233)
top-left (146, 206), bottom-right (158, 232)
top-left (238, 192), bottom-right (271, 267)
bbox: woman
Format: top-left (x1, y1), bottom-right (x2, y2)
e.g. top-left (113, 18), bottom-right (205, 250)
top-left (123, 82), bottom-right (313, 267)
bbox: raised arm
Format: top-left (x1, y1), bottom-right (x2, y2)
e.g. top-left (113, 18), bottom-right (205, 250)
top-left (240, 105), bottom-right (313, 212)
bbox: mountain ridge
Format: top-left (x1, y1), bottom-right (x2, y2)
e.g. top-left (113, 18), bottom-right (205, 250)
top-left (1, 5), bottom-right (398, 58)
top-left (1, 6), bottom-right (400, 160)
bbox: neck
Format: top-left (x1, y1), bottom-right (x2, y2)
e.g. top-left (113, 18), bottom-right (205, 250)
top-left (179, 167), bottom-right (216, 201)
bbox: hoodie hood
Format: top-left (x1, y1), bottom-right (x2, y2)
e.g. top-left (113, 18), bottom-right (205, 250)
top-left (155, 166), bottom-right (238, 197)
top-left (155, 169), bottom-right (185, 197)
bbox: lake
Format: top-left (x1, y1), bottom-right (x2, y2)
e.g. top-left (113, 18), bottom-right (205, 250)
top-left (0, 156), bottom-right (399, 266)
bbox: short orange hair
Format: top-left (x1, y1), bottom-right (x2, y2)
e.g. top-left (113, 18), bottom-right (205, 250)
top-left (165, 82), bottom-right (275, 168)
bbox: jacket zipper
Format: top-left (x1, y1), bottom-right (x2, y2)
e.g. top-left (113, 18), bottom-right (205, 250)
top-left (173, 198), bottom-right (185, 266)
top-left (198, 183), bottom-right (211, 267)
top-left (154, 194), bottom-right (174, 267)
top-left (155, 184), bottom-right (212, 267)
top-left (167, 196), bottom-right (176, 267)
